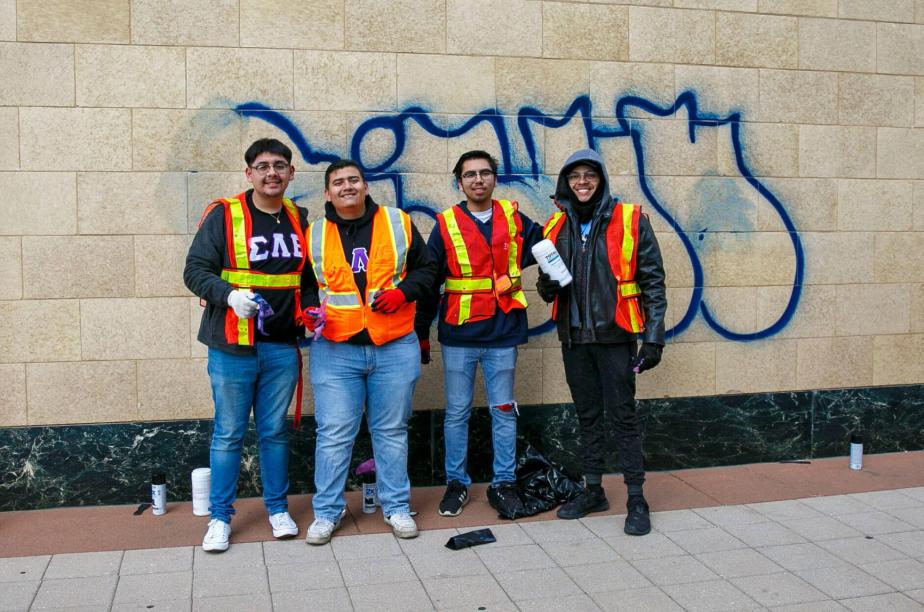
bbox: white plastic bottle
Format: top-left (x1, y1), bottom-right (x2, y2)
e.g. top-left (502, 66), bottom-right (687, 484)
top-left (531, 239), bottom-right (573, 287)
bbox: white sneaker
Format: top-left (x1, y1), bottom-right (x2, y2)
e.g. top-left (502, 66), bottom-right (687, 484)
top-left (202, 518), bottom-right (231, 552)
top-left (269, 511), bottom-right (298, 538)
top-left (306, 509), bottom-right (345, 545)
top-left (384, 513), bottom-right (418, 539)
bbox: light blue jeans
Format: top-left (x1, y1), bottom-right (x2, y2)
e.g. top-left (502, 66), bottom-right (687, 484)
top-left (309, 332), bottom-right (420, 521)
top-left (207, 342), bottom-right (299, 523)
top-left (442, 345), bottom-right (518, 487)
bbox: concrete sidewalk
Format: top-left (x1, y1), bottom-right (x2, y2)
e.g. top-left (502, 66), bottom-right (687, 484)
top-left (2, 453), bottom-right (924, 611)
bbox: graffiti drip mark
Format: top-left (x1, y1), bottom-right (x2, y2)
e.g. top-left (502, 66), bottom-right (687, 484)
top-left (235, 91), bottom-right (804, 342)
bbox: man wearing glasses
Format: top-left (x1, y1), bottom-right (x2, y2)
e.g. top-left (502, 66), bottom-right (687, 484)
top-left (184, 138), bottom-right (310, 552)
top-left (416, 150), bottom-right (544, 518)
top-left (537, 149), bottom-right (667, 536)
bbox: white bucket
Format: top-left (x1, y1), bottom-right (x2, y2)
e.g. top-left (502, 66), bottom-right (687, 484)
top-left (191, 467), bottom-right (211, 516)
top-left (531, 239), bottom-right (573, 287)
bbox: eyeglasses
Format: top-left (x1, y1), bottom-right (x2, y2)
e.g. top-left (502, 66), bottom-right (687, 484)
top-left (567, 171), bottom-right (599, 183)
top-left (250, 161), bottom-right (290, 174)
top-left (461, 169), bottom-right (495, 181)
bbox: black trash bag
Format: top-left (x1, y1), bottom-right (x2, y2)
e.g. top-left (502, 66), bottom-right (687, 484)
top-left (491, 445), bottom-right (583, 520)
top-left (445, 528), bottom-right (496, 550)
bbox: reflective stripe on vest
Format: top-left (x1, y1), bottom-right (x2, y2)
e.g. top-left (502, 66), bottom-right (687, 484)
top-left (307, 206), bottom-right (415, 345)
top-left (542, 212), bottom-right (567, 321)
top-left (438, 199), bottom-right (527, 326)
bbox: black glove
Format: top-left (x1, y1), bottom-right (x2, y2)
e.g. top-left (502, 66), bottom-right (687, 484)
top-left (419, 338), bottom-right (432, 365)
top-left (631, 343), bottom-right (662, 373)
top-left (536, 272), bottom-right (563, 303)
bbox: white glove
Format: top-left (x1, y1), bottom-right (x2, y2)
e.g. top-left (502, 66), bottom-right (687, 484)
top-left (227, 289), bottom-right (259, 319)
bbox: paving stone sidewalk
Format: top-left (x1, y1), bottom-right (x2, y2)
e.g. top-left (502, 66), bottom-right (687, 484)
top-left (2, 488), bottom-right (924, 611)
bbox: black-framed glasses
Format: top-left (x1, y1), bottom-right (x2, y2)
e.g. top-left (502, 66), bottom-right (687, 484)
top-left (250, 161), bottom-right (290, 174)
top-left (461, 169), bottom-right (495, 181)
top-left (567, 171), bottom-right (599, 183)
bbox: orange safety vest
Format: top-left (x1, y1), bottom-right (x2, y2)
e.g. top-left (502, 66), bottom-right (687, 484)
top-left (543, 202), bottom-right (645, 333)
top-left (307, 206), bottom-right (415, 345)
top-left (437, 199), bottom-right (528, 325)
top-left (200, 192), bottom-right (307, 347)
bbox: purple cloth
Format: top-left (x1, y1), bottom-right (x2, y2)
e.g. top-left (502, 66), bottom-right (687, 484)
top-left (252, 294), bottom-right (274, 336)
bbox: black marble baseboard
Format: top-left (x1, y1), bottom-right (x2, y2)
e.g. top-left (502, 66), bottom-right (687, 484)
top-left (1, 385), bottom-right (922, 512)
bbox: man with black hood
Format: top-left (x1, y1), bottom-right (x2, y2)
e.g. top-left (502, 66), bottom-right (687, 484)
top-left (537, 148), bottom-right (667, 536)
top-left (301, 159), bottom-right (436, 545)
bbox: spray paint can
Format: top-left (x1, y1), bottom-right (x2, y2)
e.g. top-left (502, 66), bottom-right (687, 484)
top-left (151, 473), bottom-right (167, 515)
top-left (362, 480), bottom-right (377, 514)
top-left (850, 435), bottom-right (863, 470)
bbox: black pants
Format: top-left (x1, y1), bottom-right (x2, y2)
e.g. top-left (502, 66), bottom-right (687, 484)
top-left (561, 342), bottom-right (645, 487)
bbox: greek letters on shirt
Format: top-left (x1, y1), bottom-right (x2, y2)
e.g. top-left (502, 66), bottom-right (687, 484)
top-left (350, 247), bottom-right (369, 273)
top-left (248, 233), bottom-right (304, 262)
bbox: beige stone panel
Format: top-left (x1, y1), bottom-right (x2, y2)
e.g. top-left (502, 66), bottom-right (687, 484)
top-left (878, 23), bottom-right (924, 75)
top-left (919, 0), bottom-right (924, 23)
top-left (717, 122), bottom-right (798, 178)
top-left (446, 0), bottom-right (541, 57)
top-left (81, 297), bottom-right (190, 360)
top-left (295, 346), bottom-right (314, 416)
top-left (187, 172), bottom-right (250, 232)
top-left (756, 177), bottom-right (837, 231)
top-left (589, 61), bottom-right (675, 119)
top-left (917, 78), bottom-right (924, 127)
top-left (398, 172), bottom-right (456, 214)
top-left (0, 172), bottom-right (77, 235)
top-left (873, 333), bottom-right (924, 385)
top-left (799, 125), bottom-right (877, 178)
top-left (700, 231), bottom-right (797, 286)
top-left (22, 236), bottom-right (134, 299)
top-left (20, 108), bottom-right (130, 171)
top-left (542, 2), bottom-right (628, 61)
top-left (76, 45), bottom-right (185, 108)
top-left (514, 348), bottom-right (543, 405)
top-left (345, 0), bottom-right (445, 53)
top-left (637, 341), bottom-right (715, 400)
top-left (240, 0), bottom-right (343, 50)
top-left (132, 110), bottom-right (242, 172)
top-left (837, 179), bottom-right (913, 231)
top-left (796, 336), bottom-right (874, 390)
top-left (138, 358), bottom-right (211, 420)
top-left (715, 338), bottom-right (797, 394)
top-left (0, 300), bottom-right (81, 363)
top-left (0, 236), bottom-right (21, 299)
top-left (699, 286), bottom-right (759, 337)
top-left (675, 0), bottom-right (755, 9)
top-left (835, 283), bottom-right (910, 335)
top-left (756, 284), bottom-right (836, 339)
top-left (135, 234), bottom-right (191, 297)
top-left (295, 50), bottom-right (395, 112)
top-left (877, 127), bottom-right (924, 179)
top-left (347, 112), bottom-right (448, 174)
top-left (496, 58), bottom-right (590, 115)
top-left (17, 0), bottom-right (129, 43)
top-left (525, 293), bottom-right (559, 350)
top-left (442, 114), bottom-right (523, 175)
top-left (187, 47), bottom-right (293, 110)
top-left (0, 0), bottom-right (14, 40)
top-left (595, 133), bottom-right (641, 178)
top-left (0, 43), bottom-right (74, 106)
top-left (541, 347), bottom-right (571, 403)
top-left (78, 172), bottom-right (187, 235)
top-left (798, 18), bottom-right (876, 73)
top-left (27, 361), bottom-right (137, 425)
top-left (240, 111), bottom-right (348, 171)
top-left (646, 176), bottom-right (758, 234)
top-left (0, 364), bottom-right (26, 426)
top-left (800, 231), bottom-right (874, 284)
top-left (635, 117), bottom-right (719, 177)
top-left (131, 0), bottom-right (238, 46)
top-left (675, 66), bottom-right (759, 119)
top-left (628, 7), bottom-right (715, 65)
top-left (875, 233), bottom-right (924, 283)
top-left (758, 69), bottom-right (838, 124)
top-left (585, 0), bottom-right (671, 5)
top-left (544, 118), bottom-right (597, 175)
top-left (0, 107), bottom-right (17, 169)
top-left (715, 12), bottom-right (797, 69)
top-left (189, 297), bottom-right (207, 358)
top-left (912, 283), bottom-right (924, 331)
top-left (840, 0), bottom-right (914, 22)
top-left (397, 54), bottom-right (494, 115)
top-left (839, 73), bottom-right (915, 127)
top-left (916, 181), bottom-right (924, 229)
top-left (657, 231), bottom-right (695, 289)
top-left (758, 0), bottom-right (836, 17)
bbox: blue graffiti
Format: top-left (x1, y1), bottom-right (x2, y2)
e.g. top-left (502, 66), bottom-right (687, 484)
top-left (235, 91), bottom-right (804, 341)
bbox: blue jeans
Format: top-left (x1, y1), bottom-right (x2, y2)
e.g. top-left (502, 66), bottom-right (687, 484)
top-left (442, 345), bottom-right (518, 487)
top-left (310, 332), bottom-right (420, 521)
top-left (207, 342), bottom-right (299, 523)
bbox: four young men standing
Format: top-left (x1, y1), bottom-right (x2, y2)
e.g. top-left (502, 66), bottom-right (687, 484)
top-left (186, 140), bottom-right (666, 551)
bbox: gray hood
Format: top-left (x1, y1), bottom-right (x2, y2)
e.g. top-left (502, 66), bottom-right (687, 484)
top-left (553, 148), bottom-right (614, 218)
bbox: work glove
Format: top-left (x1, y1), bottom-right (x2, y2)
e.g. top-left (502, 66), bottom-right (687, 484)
top-left (300, 299), bottom-right (327, 340)
top-left (227, 289), bottom-right (259, 319)
top-left (536, 272), bottom-right (563, 303)
top-left (419, 338), bottom-right (432, 365)
top-left (371, 288), bottom-right (407, 314)
top-left (631, 343), bottom-right (662, 374)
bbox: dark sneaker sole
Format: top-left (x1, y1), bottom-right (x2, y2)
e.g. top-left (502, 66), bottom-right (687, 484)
top-left (556, 499), bottom-right (610, 520)
top-left (438, 496), bottom-right (469, 517)
top-left (624, 524), bottom-right (651, 536)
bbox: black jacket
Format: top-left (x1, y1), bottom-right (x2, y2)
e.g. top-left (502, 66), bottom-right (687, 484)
top-left (550, 149), bottom-right (667, 346)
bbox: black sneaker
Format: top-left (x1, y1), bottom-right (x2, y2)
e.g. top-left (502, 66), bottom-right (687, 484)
top-left (556, 487), bottom-right (609, 520)
top-left (487, 483), bottom-right (526, 519)
top-left (624, 495), bottom-right (651, 536)
top-left (438, 480), bottom-right (469, 517)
